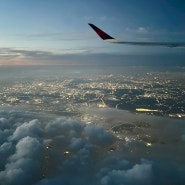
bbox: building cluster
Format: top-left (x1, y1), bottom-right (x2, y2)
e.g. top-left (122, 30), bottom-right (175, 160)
top-left (0, 72), bottom-right (184, 118)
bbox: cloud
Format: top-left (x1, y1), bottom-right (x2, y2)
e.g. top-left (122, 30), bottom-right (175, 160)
top-left (137, 27), bottom-right (148, 33)
top-left (16, 32), bottom-right (93, 42)
top-left (0, 136), bottom-right (42, 185)
top-left (0, 48), bottom-right (55, 60)
top-left (0, 47), bottom-right (96, 65)
top-left (9, 119), bottom-right (42, 141)
top-left (83, 125), bottom-right (115, 146)
top-left (100, 160), bottom-right (152, 185)
top-left (125, 26), bottom-right (148, 33)
top-left (0, 110), bottom-right (185, 185)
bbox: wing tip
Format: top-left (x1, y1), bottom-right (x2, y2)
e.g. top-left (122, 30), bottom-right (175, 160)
top-left (88, 23), bottom-right (115, 40)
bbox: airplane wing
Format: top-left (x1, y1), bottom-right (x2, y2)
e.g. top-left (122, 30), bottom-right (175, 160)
top-left (88, 23), bottom-right (185, 47)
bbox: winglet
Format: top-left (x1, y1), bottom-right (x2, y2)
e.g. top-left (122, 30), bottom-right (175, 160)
top-left (88, 23), bottom-right (115, 40)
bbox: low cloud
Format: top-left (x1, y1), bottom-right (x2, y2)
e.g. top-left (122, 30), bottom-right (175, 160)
top-left (100, 160), bottom-right (152, 185)
top-left (0, 110), bottom-right (185, 185)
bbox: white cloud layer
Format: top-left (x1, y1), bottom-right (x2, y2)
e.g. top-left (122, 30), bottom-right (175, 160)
top-left (0, 110), bottom-right (185, 185)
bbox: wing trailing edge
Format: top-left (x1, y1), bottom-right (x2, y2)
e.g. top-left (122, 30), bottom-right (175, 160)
top-left (88, 23), bottom-right (185, 47)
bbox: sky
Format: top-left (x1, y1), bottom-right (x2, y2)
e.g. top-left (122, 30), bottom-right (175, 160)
top-left (0, 0), bottom-right (185, 65)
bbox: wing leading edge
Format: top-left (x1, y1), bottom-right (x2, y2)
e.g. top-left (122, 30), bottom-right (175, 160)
top-left (88, 23), bottom-right (185, 47)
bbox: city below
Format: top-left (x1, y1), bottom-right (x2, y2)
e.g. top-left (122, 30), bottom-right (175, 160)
top-left (0, 66), bottom-right (184, 119)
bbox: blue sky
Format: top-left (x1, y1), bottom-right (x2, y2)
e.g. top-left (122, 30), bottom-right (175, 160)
top-left (0, 0), bottom-right (185, 65)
